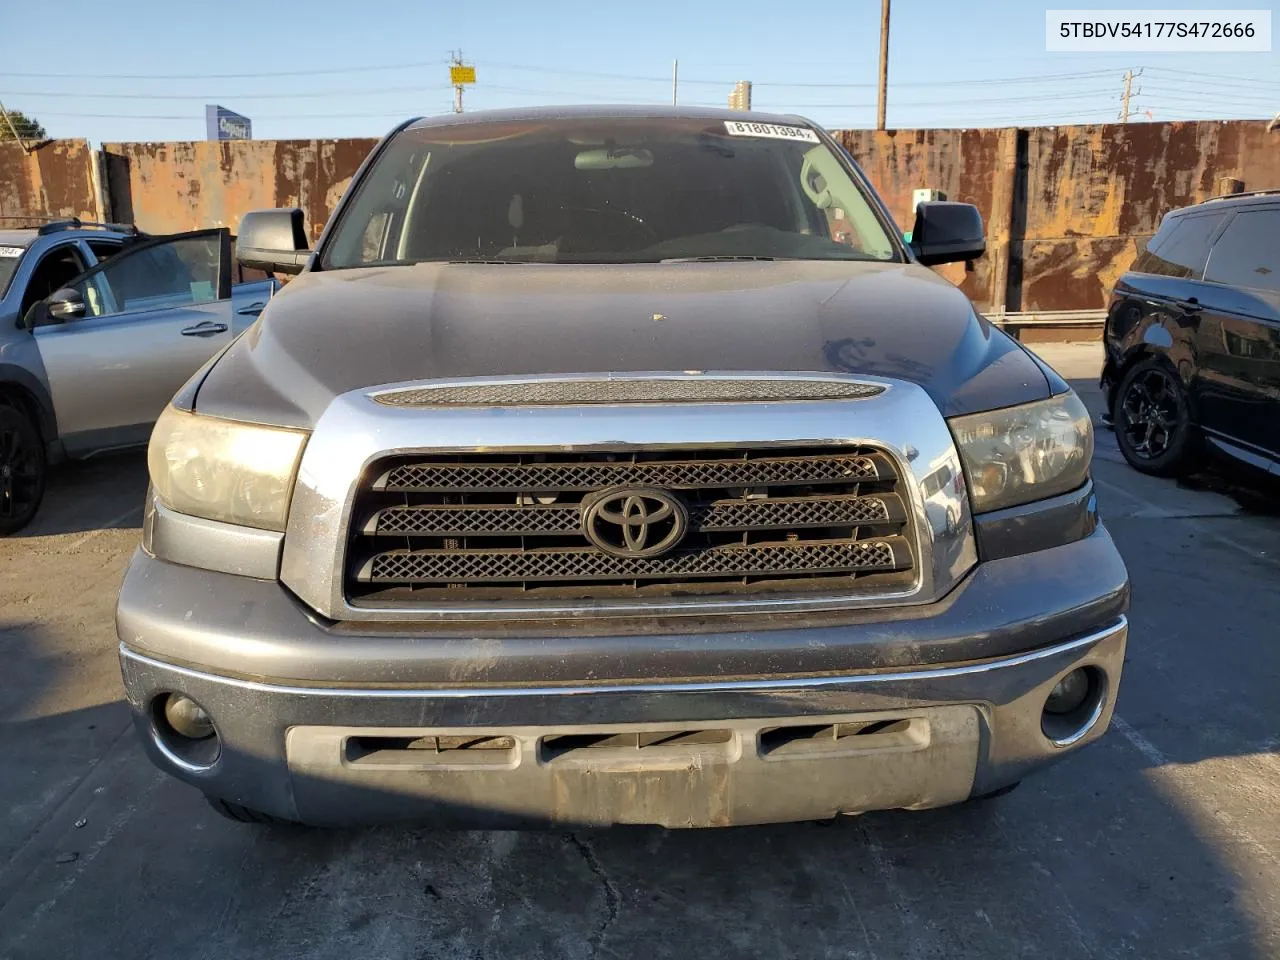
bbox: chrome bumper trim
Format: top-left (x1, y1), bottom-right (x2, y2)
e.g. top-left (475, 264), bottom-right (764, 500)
top-left (119, 617), bottom-right (1124, 700)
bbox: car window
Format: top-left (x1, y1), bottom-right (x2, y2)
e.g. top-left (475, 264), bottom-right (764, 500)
top-left (0, 245), bottom-right (24, 300)
top-left (1205, 209), bottom-right (1280, 294)
top-left (1131, 212), bottom-right (1225, 279)
top-left (86, 239), bottom-right (124, 264)
top-left (19, 244), bottom-right (89, 318)
top-left (73, 235), bottom-right (222, 318)
top-left (322, 118), bottom-right (900, 267)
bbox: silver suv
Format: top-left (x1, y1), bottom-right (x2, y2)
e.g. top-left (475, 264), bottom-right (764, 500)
top-left (117, 107), bottom-right (1130, 828)
top-left (0, 220), bottom-right (276, 533)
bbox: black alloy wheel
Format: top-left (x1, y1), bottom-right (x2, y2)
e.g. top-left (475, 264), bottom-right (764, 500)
top-left (1113, 359), bottom-right (1192, 476)
top-left (0, 404), bottom-right (46, 536)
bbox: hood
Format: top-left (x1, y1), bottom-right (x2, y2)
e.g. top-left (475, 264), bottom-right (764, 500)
top-left (195, 260), bottom-right (1052, 429)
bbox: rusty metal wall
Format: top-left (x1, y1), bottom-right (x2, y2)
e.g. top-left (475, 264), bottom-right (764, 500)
top-left (844, 120), bottom-right (1279, 315)
top-left (0, 139), bottom-right (100, 223)
top-left (100, 138), bottom-right (379, 244)
top-left (1015, 121), bottom-right (1280, 313)
top-left (5, 122), bottom-right (1278, 316)
top-left (839, 127), bottom-right (1008, 310)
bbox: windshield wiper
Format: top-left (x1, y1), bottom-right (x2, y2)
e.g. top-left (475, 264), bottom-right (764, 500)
top-left (658, 255), bottom-right (782, 263)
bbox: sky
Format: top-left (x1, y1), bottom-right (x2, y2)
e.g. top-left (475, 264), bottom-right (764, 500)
top-left (3, 0), bottom-right (1277, 144)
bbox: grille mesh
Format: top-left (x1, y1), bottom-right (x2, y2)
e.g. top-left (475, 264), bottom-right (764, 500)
top-left (364, 540), bottom-right (903, 584)
top-left (368, 494), bottom-right (896, 536)
top-left (346, 445), bottom-right (915, 604)
top-left (378, 454), bottom-right (882, 493)
top-left (373, 378), bottom-right (884, 407)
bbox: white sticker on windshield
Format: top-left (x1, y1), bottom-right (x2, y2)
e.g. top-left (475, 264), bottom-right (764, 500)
top-left (723, 120), bottom-right (820, 143)
top-left (0, 247), bottom-right (24, 258)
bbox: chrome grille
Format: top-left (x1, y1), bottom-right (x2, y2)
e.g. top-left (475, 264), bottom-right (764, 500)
top-left (346, 446), bottom-right (916, 604)
top-left (373, 378), bottom-right (885, 407)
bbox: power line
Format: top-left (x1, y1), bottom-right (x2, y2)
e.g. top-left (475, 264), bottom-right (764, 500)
top-left (1141, 88), bottom-right (1280, 107)
top-left (29, 109), bottom-right (430, 121)
top-left (0, 60), bottom-right (448, 81)
top-left (1146, 73), bottom-right (1280, 90)
top-left (1141, 80), bottom-right (1280, 101)
top-left (1141, 105), bottom-right (1276, 119)
top-left (1144, 66), bottom-right (1280, 88)
top-left (478, 61), bottom-right (1119, 89)
top-left (5, 83), bottom-right (1117, 110)
top-left (0, 84), bottom-right (445, 101)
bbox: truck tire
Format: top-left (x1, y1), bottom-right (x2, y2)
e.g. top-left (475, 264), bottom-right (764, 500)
top-left (0, 403), bottom-right (46, 536)
top-left (205, 796), bottom-right (297, 826)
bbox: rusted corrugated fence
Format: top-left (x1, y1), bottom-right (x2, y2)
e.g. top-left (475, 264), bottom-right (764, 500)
top-left (100, 138), bottom-right (379, 247)
top-left (839, 121), bottom-right (1280, 318)
top-left (0, 139), bottom-right (103, 224)
top-left (4, 120), bottom-right (1277, 317)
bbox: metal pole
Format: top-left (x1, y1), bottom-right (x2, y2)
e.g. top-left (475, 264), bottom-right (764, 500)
top-left (876, 0), bottom-right (891, 130)
top-left (0, 101), bottom-right (31, 155)
top-left (672, 59), bottom-right (679, 106)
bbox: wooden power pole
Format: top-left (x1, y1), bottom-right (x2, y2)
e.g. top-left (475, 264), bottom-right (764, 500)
top-left (451, 51), bottom-right (465, 114)
top-left (1119, 68), bottom-right (1142, 122)
top-left (876, 0), bottom-right (891, 130)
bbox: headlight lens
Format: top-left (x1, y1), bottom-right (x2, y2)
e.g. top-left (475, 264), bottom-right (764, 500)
top-left (148, 406), bottom-right (308, 531)
top-left (949, 392), bottom-right (1093, 513)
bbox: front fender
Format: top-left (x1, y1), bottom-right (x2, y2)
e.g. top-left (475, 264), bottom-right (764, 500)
top-left (0, 360), bottom-right (58, 445)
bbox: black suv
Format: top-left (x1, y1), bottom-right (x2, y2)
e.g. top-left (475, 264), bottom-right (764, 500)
top-left (1103, 190), bottom-right (1280, 478)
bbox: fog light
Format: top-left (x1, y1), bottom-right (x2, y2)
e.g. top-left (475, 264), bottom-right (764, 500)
top-left (163, 694), bottom-right (214, 740)
top-left (1045, 669), bottom-right (1091, 715)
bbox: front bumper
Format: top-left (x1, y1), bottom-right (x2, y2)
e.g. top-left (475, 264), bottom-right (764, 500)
top-left (116, 526), bottom-right (1129, 827)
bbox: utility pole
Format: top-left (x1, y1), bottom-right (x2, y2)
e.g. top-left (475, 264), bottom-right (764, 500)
top-left (672, 60), bottom-right (679, 106)
top-left (452, 50), bottom-right (465, 114)
top-left (1119, 68), bottom-right (1143, 122)
top-left (876, 0), bottom-right (891, 130)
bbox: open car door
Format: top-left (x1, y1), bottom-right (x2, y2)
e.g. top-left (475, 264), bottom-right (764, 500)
top-left (28, 228), bottom-right (233, 455)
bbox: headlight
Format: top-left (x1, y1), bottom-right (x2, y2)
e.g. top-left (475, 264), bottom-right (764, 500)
top-left (148, 406), bottom-right (308, 531)
top-left (949, 392), bottom-right (1093, 513)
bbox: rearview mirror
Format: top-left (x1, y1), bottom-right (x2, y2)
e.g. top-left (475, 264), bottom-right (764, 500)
top-left (574, 148), bottom-right (654, 170)
top-left (48, 287), bottom-right (86, 320)
top-left (236, 208), bottom-right (310, 275)
top-left (910, 201), bottom-right (985, 266)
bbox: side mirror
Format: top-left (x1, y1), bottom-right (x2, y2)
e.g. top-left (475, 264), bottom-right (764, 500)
top-left (47, 287), bottom-right (86, 321)
top-left (910, 201), bottom-right (985, 266)
top-left (236, 208), bottom-right (310, 275)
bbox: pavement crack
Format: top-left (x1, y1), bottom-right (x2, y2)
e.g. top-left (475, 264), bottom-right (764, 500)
top-left (566, 833), bottom-right (620, 958)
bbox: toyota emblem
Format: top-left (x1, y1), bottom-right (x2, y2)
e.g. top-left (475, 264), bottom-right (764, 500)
top-left (582, 487), bottom-right (688, 558)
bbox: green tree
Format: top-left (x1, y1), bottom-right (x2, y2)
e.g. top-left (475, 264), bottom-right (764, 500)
top-left (0, 109), bottom-right (47, 142)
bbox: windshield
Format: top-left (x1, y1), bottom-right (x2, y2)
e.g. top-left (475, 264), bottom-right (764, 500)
top-left (0, 245), bottom-right (25, 299)
top-left (321, 118), bottom-right (900, 267)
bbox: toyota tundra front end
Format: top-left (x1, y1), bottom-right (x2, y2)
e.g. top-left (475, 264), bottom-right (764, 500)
top-left (116, 106), bottom-right (1128, 827)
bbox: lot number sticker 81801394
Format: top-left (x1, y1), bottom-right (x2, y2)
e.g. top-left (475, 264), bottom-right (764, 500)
top-left (723, 121), bottom-right (820, 143)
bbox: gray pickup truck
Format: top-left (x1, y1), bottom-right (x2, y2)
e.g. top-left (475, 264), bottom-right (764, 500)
top-left (0, 221), bottom-right (276, 533)
top-left (117, 107), bottom-right (1130, 828)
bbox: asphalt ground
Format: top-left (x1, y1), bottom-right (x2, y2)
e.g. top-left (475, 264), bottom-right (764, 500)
top-left (2, 341), bottom-right (1278, 960)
